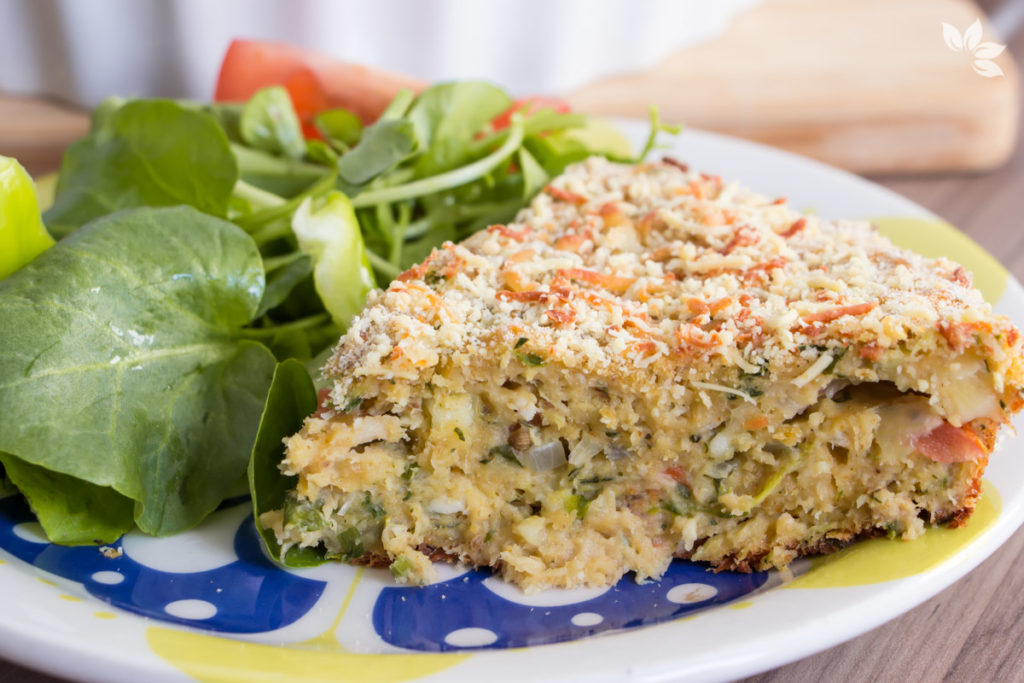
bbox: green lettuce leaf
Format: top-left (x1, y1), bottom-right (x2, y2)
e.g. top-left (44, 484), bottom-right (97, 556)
top-left (248, 359), bottom-right (325, 567)
top-left (406, 82), bottom-right (512, 175)
top-left (292, 191), bottom-right (377, 329)
top-left (0, 451), bottom-right (133, 545)
top-left (0, 206), bottom-right (276, 537)
top-left (44, 100), bottom-right (238, 237)
top-left (239, 86), bottom-right (307, 160)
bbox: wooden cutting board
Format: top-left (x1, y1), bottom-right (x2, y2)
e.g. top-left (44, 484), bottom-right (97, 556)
top-left (0, 0), bottom-right (1017, 176)
top-left (569, 0), bottom-right (1020, 174)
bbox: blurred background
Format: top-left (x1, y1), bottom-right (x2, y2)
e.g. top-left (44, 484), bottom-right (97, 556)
top-left (0, 0), bottom-right (1021, 175)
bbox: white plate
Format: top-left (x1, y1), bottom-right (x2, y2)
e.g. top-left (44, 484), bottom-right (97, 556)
top-left (1, 122), bottom-right (1022, 683)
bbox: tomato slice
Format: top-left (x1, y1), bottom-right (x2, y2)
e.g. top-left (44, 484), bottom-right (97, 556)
top-left (912, 421), bottom-right (987, 463)
top-left (214, 39), bottom-right (426, 132)
top-left (492, 97), bottom-right (571, 130)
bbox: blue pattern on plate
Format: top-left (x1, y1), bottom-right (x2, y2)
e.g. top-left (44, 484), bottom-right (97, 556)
top-left (373, 561), bottom-right (769, 650)
top-left (0, 492), bottom-right (769, 648)
top-left (0, 495), bottom-right (325, 633)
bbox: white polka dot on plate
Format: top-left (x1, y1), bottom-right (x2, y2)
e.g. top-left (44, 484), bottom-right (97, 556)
top-left (666, 583), bottom-right (718, 604)
top-left (571, 612), bottom-right (603, 627)
top-left (164, 599), bottom-right (217, 620)
top-left (444, 627), bottom-right (498, 647)
top-left (12, 522), bottom-right (49, 544)
top-left (90, 571), bottom-right (124, 585)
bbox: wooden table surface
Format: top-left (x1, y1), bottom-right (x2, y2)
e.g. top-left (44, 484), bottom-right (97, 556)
top-left (4, 11), bottom-right (1024, 683)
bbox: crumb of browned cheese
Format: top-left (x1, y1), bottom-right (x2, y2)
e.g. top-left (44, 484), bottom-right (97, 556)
top-left (99, 545), bottom-right (123, 559)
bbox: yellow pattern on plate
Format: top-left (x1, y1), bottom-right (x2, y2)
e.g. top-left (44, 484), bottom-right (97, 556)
top-left (787, 480), bottom-right (1001, 589)
top-left (147, 567), bottom-right (469, 683)
top-left (874, 217), bottom-right (1007, 304)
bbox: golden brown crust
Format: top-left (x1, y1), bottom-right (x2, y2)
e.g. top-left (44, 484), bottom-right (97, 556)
top-left (270, 157), bottom-right (1023, 592)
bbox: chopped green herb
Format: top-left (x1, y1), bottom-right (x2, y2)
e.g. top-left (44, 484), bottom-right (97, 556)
top-left (401, 462), bottom-right (420, 480)
top-left (454, 427), bottom-right (465, 441)
top-left (343, 396), bottom-right (363, 412)
top-left (689, 434), bottom-right (701, 443)
top-left (362, 493), bottom-right (385, 519)
top-left (567, 494), bottom-right (591, 519)
top-left (823, 348), bottom-right (847, 375)
top-left (514, 337), bottom-right (528, 349)
top-left (483, 444), bottom-right (521, 467)
top-left (283, 496), bottom-right (325, 532)
top-left (389, 554), bottom-right (416, 579)
top-left (331, 527), bottom-right (364, 561)
top-left (517, 351), bottom-right (545, 367)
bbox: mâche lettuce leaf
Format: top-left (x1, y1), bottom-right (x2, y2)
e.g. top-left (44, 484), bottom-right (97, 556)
top-left (0, 206), bottom-right (275, 536)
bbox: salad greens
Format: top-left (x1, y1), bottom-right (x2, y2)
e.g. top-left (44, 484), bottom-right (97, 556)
top-left (292, 191), bottom-right (377, 328)
top-left (248, 359), bottom-right (325, 566)
top-left (0, 207), bottom-right (275, 537)
top-left (0, 77), bottom-right (676, 544)
top-left (238, 86), bottom-right (308, 159)
top-left (0, 453), bottom-right (134, 544)
top-left (0, 156), bottom-right (54, 279)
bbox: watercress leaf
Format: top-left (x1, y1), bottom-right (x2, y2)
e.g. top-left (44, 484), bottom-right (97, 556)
top-left (406, 82), bottom-right (512, 175)
top-left (0, 451), bottom-right (133, 545)
top-left (563, 117), bottom-right (635, 160)
top-left (232, 143), bottom-right (327, 198)
top-left (0, 206), bottom-right (276, 537)
top-left (315, 108), bottom-right (363, 149)
top-left (524, 131), bottom-right (593, 176)
top-left (337, 118), bottom-right (417, 187)
top-left (257, 254), bottom-right (314, 318)
top-left (239, 86), bottom-right (307, 160)
top-left (248, 359), bottom-right (325, 567)
top-left (266, 329), bottom-right (313, 363)
top-left (292, 191), bottom-right (376, 328)
top-left (517, 147), bottom-right (549, 201)
top-left (45, 100), bottom-right (237, 238)
top-left (305, 139), bottom-right (339, 166)
top-left (200, 101), bottom-right (244, 141)
top-left (0, 156), bottom-right (54, 280)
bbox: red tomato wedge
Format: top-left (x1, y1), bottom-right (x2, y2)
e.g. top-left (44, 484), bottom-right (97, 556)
top-left (912, 421), bottom-right (988, 464)
top-left (215, 39), bottom-right (427, 134)
top-left (492, 97), bottom-right (571, 130)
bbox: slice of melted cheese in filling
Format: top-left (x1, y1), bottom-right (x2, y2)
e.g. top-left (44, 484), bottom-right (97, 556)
top-left (262, 158), bottom-right (1024, 592)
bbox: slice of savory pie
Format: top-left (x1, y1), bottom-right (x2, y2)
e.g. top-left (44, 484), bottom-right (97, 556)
top-left (262, 157), bottom-right (1024, 592)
